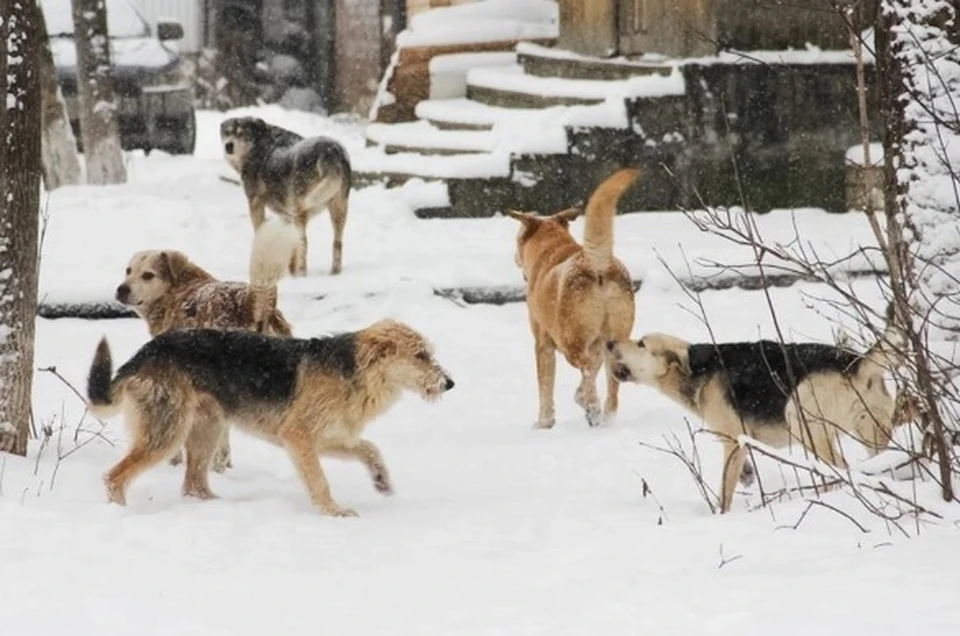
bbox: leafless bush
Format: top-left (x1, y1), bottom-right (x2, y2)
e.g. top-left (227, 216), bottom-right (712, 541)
top-left (640, 2), bottom-right (960, 530)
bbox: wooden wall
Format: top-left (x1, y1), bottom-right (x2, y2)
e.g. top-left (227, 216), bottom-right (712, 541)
top-left (557, 0), bottom-right (617, 57)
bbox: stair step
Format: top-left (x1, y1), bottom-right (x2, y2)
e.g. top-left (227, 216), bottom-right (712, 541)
top-left (352, 147), bottom-right (511, 184)
top-left (466, 65), bottom-right (607, 108)
top-left (465, 64), bottom-right (684, 109)
top-left (365, 121), bottom-right (499, 155)
top-left (415, 98), bottom-right (545, 131)
top-left (516, 42), bottom-right (673, 81)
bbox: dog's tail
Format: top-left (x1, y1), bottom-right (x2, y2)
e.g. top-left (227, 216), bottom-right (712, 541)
top-left (582, 168), bottom-right (640, 271)
top-left (861, 302), bottom-right (906, 374)
top-left (249, 218), bottom-right (299, 334)
top-left (87, 337), bottom-right (124, 420)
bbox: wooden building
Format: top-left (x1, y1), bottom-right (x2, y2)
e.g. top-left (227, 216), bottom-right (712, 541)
top-left (558, 0), bottom-right (875, 59)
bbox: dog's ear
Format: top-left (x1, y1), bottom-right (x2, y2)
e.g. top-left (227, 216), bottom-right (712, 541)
top-left (504, 210), bottom-right (535, 224)
top-left (357, 334), bottom-right (397, 368)
top-left (158, 251), bottom-right (202, 287)
top-left (664, 347), bottom-right (692, 376)
top-left (247, 117), bottom-right (268, 137)
top-left (552, 206), bottom-right (582, 226)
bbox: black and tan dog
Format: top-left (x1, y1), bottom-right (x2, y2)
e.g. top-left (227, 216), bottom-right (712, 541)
top-left (608, 312), bottom-right (904, 513)
top-left (220, 116), bottom-right (351, 277)
top-left (86, 320), bottom-right (454, 516)
top-left (506, 169), bottom-right (639, 429)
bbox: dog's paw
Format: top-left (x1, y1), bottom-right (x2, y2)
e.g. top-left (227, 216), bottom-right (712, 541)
top-left (322, 505), bottom-right (359, 518)
top-left (104, 478), bottom-right (127, 506)
top-left (373, 471), bottom-right (394, 496)
top-left (211, 452), bottom-right (232, 474)
top-left (739, 461), bottom-right (756, 487)
top-left (182, 485), bottom-right (219, 501)
top-left (585, 405), bottom-right (603, 428)
top-left (534, 418), bottom-right (556, 430)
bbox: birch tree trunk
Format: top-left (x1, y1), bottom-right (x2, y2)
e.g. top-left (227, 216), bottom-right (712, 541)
top-left (71, 0), bottom-right (126, 185)
top-left (37, 2), bottom-right (82, 190)
top-left (0, 0), bottom-right (42, 457)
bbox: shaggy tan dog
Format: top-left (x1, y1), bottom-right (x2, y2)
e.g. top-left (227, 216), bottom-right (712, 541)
top-left (506, 168), bottom-right (639, 428)
top-left (86, 320), bottom-right (455, 516)
top-left (607, 313), bottom-right (904, 513)
top-left (114, 225), bottom-right (297, 472)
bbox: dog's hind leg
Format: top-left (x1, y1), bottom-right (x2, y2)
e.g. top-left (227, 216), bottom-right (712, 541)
top-left (104, 401), bottom-right (189, 506)
top-left (322, 438), bottom-right (392, 495)
top-left (603, 361), bottom-right (620, 422)
top-left (328, 189), bottom-right (347, 275)
top-left (570, 339), bottom-right (604, 428)
top-left (533, 328), bottom-right (557, 429)
top-left (279, 422), bottom-right (357, 517)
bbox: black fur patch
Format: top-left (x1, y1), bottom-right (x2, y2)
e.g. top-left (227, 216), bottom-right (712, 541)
top-left (687, 341), bottom-right (862, 424)
top-left (87, 338), bottom-right (113, 406)
top-left (114, 329), bottom-right (357, 414)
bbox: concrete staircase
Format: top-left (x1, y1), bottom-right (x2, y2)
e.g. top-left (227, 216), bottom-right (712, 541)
top-left (353, 43), bottom-right (684, 218)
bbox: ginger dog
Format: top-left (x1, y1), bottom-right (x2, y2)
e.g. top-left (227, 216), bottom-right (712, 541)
top-left (506, 169), bottom-right (640, 428)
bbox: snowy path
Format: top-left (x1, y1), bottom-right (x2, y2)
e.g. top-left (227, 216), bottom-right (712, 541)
top-left (4, 276), bottom-right (960, 634)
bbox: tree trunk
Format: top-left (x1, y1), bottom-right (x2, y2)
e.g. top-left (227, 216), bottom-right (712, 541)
top-left (0, 0), bottom-right (43, 456)
top-left (37, 3), bottom-right (83, 190)
top-left (71, 0), bottom-right (127, 185)
top-left (877, 0), bottom-right (959, 500)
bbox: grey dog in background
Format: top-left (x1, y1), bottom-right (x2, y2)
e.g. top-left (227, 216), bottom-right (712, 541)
top-left (220, 116), bottom-right (352, 277)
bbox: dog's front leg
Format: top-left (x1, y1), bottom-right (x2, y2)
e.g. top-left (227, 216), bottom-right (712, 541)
top-left (211, 425), bottom-right (233, 473)
top-left (280, 426), bottom-right (357, 517)
top-left (248, 195), bottom-right (266, 230)
top-left (719, 439), bottom-right (746, 514)
top-left (534, 331), bottom-right (557, 429)
top-left (323, 438), bottom-right (393, 495)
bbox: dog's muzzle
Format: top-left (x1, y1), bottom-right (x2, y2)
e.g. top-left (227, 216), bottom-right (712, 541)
top-left (116, 283), bottom-right (131, 304)
top-left (224, 141), bottom-right (234, 155)
top-left (443, 376), bottom-right (455, 392)
top-left (612, 363), bottom-right (632, 383)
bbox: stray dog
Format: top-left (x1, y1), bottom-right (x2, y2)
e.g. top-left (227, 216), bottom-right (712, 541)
top-left (506, 168), bottom-right (639, 428)
top-left (607, 310), bottom-right (904, 513)
top-left (86, 321), bottom-right (455, 516)
top-left (114, 230), bottom-right (296, 473)
top-left (220, 116), bottom-right (351, 277)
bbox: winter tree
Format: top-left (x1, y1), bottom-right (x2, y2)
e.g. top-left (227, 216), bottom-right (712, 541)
top-left (875, 0), bottom-right (959, 499)
top-left (38, 1), bottom-right (82, 189)
top-left (71, 0), bottom-right (126, 184)
top-left (0, 0), bottom-right (42, 456)
top-left (877, 1), bottom-right (960, 340)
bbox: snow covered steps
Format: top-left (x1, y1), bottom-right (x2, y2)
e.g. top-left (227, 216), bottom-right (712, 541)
top-left (516, 42), bottom-right (674, 81)
top-left (415, 98), bottom-right (543, 131)
top-left (365, 120), bottom-right (500, 154)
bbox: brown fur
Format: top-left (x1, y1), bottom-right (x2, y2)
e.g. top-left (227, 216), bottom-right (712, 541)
top-left (115, 249), bottom-right (294, 472)
top-left (608, 322), bottom-right (905, 513)
top-left (89, 320), bottom-right (454, 516)
top-left (506, 169), bottom-right (640, 428)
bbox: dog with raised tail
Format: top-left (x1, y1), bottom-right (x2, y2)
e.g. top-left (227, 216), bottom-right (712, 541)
top-left (87, 320), bottom-right (455, 516)
top-left (505, 168), bottom-right (640, 429)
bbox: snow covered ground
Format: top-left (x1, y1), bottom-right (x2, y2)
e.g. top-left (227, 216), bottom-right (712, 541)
top-left (3, 106), bottom-right (960, 634)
